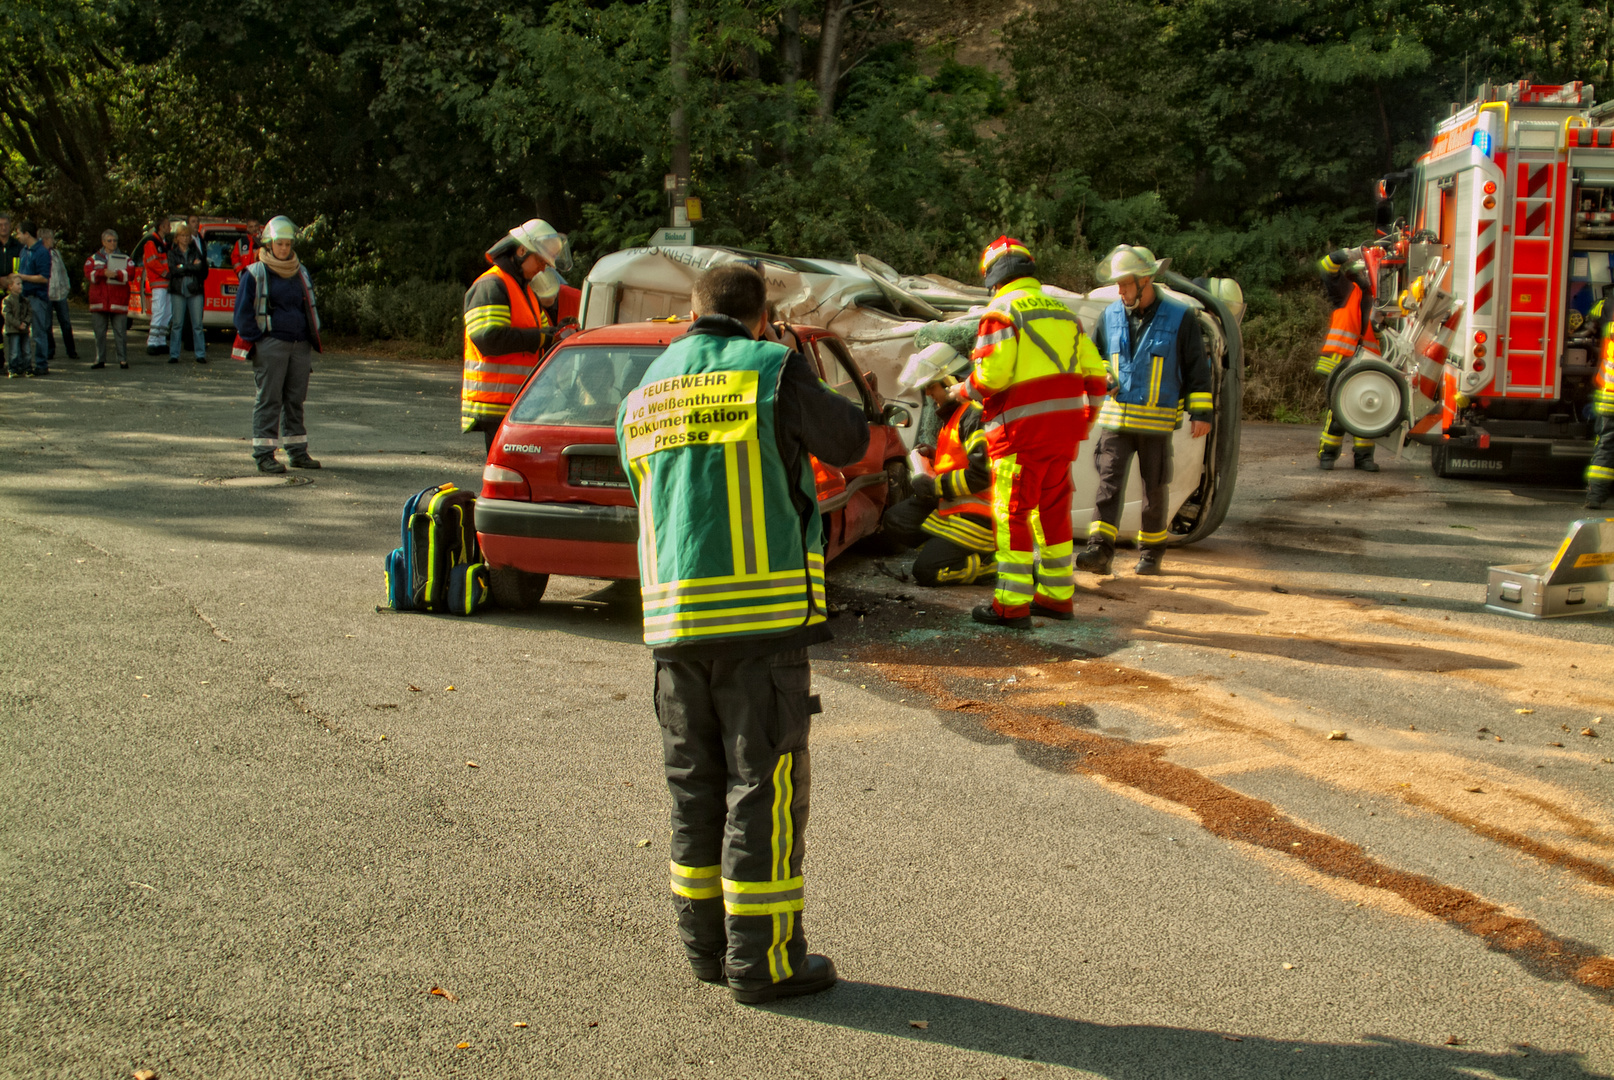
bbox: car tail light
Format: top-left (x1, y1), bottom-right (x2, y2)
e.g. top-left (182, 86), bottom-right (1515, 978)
top-left (482, 463), bottom-right (530, 500)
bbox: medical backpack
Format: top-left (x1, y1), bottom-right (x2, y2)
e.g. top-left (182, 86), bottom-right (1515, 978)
top-left (384, 483), bottom-right (490, 615)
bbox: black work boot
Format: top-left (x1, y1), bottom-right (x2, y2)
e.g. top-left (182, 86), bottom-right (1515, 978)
top-left (1135, 547), bottom-right (1164, 575)
top-left (730, 954), bottom-right (838, 1005)
top-left (1587, 484), bottom-right (1611, 511)
top-left (255, 453), bottom-right (287, 475)
top-left (1075, 540), bottom-right (1114, 575)
top-left (1031, 602), bottom-right (1076, 621)
top-left (288, 450), bottom-right (322, 469)
top-left (972, 604), bottom-right (1032, 629)
top-left (1317, 452), bottom-right (1339, 471)
top-left (1354, 449), bottom-right (1380, 472)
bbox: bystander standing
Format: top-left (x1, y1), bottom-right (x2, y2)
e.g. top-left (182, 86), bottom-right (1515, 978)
top-left (167, 223), bottom-right (208, 363)
top-left (0, 216), bottom-right (21, 277)
top-left (13, 222), bottom-right (53, 376)
top-left (233, 216), bottom-right (322, 473)
top-left (4, 275), bottom-right (32, 377)
top-left (38, 228), bottom-right (79, 362)
top-left (85, 230), bottom-right (132, 370)
top-left (135, 218), bottom-right (172, 355)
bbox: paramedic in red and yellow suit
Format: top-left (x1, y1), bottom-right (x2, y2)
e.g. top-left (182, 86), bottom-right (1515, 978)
top-left (1315, 248), bottom-right (1382, 471)
top-left (954, 237), bottom-right (1108, 628)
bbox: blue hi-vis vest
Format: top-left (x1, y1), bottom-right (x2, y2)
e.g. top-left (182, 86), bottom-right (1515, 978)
top-left (1097, 296), bottom-right (1190, 434)
top-left (617, 333), bottom-right (827, 648)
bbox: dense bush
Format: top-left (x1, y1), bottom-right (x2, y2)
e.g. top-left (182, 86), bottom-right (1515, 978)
top-left (1241, 290), bottom-right (1332, 424)
top-left (319, 280), bottom-right (465, 354)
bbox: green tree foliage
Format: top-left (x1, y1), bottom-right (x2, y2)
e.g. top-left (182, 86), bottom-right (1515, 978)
top-left (2, 0), bottom-right (1612, 302)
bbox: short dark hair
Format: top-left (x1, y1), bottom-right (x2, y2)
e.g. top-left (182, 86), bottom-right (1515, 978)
top-left (693, 264), bottom-right (767, 326)
top-left (18, 220), bottom-right (36, 237)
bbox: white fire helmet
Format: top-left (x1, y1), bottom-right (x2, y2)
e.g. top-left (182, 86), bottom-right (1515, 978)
top-left (506, 218), bottom-right (573, 272)
top-left (1098, 244), bottom-right (1167, 284)
top-left (260, 216), bottom-right (298, 243)
top-left (897, 342), bottom-right (967, 396)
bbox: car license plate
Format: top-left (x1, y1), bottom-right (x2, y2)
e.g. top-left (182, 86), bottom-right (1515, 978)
top-left (222, 284), bottom-right (237, 296)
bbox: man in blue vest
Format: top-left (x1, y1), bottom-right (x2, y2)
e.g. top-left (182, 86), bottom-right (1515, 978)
top-left (1076, 245), bottom-right (1213, 576)
top-left (617, 263), bottom-right (868, 1004)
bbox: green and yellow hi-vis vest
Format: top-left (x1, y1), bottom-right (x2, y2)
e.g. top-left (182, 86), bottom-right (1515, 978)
top-left (617, 333), bottom-right (827, 648)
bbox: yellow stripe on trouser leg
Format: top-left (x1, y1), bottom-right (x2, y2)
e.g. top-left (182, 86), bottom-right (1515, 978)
top-left (1087, 519), bottom-right (1118, 541)
top-left (1353, 437), bottom-right (1375, 449)
top-left (991, 455), bottom-right (1034, 611)
top-left (670, 862), bottom-right (722, 900)
top-left (1137, 530), bottom-right (1168, 546)
top-left (1035, 539), bottom-right (1074, 604)
top-left (1590, 464), bottom-right (1614, 481)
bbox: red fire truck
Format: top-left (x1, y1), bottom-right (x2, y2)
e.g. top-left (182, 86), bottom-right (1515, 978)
top-left (1329, 82), bottom-right (1610, 477)
top-left (129, 217), bottom-right (257, 332)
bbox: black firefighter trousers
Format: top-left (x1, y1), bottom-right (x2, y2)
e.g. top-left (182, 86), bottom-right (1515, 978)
top-left (654, 647), bottom-right (819, 989)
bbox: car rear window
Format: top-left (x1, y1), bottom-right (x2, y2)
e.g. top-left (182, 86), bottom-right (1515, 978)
top-left (507, 345), bottom-right (666, 428)
top-left (206, 234), bottom-right (246, 269)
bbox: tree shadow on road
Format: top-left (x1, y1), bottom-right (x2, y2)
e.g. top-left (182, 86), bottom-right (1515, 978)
top-left (779, 981), bottom-right (1607, 1079)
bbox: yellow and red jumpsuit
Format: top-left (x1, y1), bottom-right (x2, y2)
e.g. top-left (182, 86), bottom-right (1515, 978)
top-left (967, 277), bottom-right (1108, 617)
top-left (1315, 251), bottom-right (1381, 458)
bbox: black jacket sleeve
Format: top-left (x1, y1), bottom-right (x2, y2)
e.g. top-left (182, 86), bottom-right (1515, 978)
top-left (777, 350), bottom-right (869, 468)
top-left (1178, 312), bottom-right (1214, 420)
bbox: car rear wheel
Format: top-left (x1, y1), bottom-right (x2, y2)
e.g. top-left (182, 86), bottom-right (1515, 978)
top-left (490, 566), bottom-right (549, 610)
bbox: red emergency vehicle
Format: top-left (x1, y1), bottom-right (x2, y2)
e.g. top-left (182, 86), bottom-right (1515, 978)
top-left (129, 217), bottom-right (257, 331)
top-left (1330, 82), bottom-right (1611, 477)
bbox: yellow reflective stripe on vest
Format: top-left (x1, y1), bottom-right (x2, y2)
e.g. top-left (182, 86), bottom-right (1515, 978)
top-left (1097, 399), bottom-right (1179, 433)
top-left (643, 570), bottom-right (809, 607)
top-left (670, 862), bottom-right (722, 900)
top-left (724, 440), bottom-right (769, 576)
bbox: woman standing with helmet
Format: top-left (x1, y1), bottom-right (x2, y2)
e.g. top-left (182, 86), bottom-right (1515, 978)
top-left (232, 216), bottom-right (322, 474)
top-left (461, 218), bottom-right (572, 452)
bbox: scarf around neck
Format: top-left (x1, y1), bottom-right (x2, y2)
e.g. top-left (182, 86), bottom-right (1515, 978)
top-left (258, 247), bottom-right (302, 279)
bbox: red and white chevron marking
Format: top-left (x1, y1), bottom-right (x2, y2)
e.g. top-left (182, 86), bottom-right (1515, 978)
top-left (1473, 218), bottom-right (1497, 316)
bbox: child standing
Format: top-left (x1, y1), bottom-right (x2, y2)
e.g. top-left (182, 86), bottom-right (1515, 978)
top-left (4, 276), bottom-right (31, 377)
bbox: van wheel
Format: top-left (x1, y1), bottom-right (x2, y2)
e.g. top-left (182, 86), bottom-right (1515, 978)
top-left (490, 567), bottom-right (549, 609)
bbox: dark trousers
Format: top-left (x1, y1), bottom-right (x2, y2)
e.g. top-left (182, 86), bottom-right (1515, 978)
top-left (44, 298), bottom-right (77, 359)
top-left (1318, 368), bottom-right (1374, 457)
top-left (28, 297), bottom-right (51, 371)
top-left (252, 337), bottom-right (313, 455)
top-left (1091, 429), bottom-right (1173, 548)
top-left (654, 647), bottom-right (817, 988)
top-left (881, 497), bottom-right (997, 585)
top-left (1589, 414), bottom-right (1614, 494)
top-left (90, 313), bottom-right (128, 367)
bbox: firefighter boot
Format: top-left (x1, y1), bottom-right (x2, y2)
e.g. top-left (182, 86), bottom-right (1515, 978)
top-left (972, 604), bottom-right (1032, 630)
top-left (288, 449), bottom-right (322, 470)
top-left (1317, 452), bottom-right (1338, 471)
top-left (1135, 547), bottom-right (1164, 575)
top-left (1075, 540), bottom-right (1114, 576)
top-left (255, 452), bottom-right (287, 475)
top-left (1588, 483), bottom-right (1611, 511)
top-left (1354, 448), bottom-right (1380, 472)
top-left (730, 954), bottom-right (838, 1005)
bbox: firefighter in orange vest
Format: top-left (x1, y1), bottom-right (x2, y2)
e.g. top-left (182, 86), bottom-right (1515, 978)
top-left (461, 219), bottom-right (572, 451)
top-left (879, 343), bottom-right (997, 585)
top-left (1315, 248), bottom-right (1382, 471)
top-left (954, 236), bottom-right (1108, 627)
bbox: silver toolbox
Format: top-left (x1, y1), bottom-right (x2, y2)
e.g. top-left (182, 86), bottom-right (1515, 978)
top-left (1485, 518), bottom-right (1614, 619)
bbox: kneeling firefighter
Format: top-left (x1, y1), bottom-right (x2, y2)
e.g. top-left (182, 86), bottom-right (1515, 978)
top-left (461, 219), bottom-right (574, 452)
top-left (879, 342), bottom-right (997, 585)
top-left (1314, 248), bottom-right (1381, 471)
top-left (956, 236), bottom-right (1109, 628)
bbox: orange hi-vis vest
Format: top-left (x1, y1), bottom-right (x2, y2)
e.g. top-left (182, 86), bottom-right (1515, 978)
top-left (461, 265), bottom-right (552, 429)
top-left (932, 403), bottom-right (989, 518)
top-left (1315, 281), bottom-right (1381, 376)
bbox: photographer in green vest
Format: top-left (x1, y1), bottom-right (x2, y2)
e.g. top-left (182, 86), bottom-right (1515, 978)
top-left (617, 262), bottom-right (868, 1004)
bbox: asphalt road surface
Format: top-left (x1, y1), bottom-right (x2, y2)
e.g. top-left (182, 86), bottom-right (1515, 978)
top-left (2, 350), bottom-right (1612, 1079)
